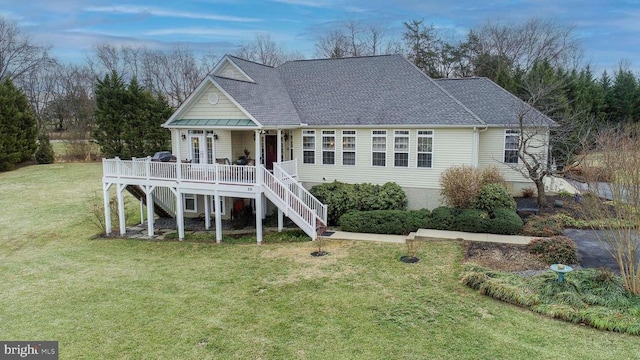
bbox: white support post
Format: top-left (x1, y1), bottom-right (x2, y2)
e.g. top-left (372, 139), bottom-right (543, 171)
top-left (278, 209), bottom-right (283, 232)
top-left (255, 129), bottom-right (262, 185)
top-left (176, 190), bottom-right (185, 241)
top-left (204, 195), bottom-right (211, 230)
top-left (103, 182), bottom-right (112, 235)
top-left (145, 185), bottom-right (155, 237)
top-left (214, 191), bottom-right (222, 243)
top-left (277, 129), bottom-right (282, 163)
top-left (255, 194), bottom-right (263, 244)
top-left (139, 198), bottom-right (144, 225)
top-left (117, 184), bottom-right (126, 235)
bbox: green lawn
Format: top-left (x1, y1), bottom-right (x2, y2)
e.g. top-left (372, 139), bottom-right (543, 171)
top-left (1, 162), bottom-right (639, 359)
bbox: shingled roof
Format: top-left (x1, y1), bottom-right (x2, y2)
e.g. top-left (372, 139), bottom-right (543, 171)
top-left (211, 56), bottom-right (301, 126)
top-left (435, 77), bottom-right (557, 127)
top-left (170, 54), bottom-right (556, 129)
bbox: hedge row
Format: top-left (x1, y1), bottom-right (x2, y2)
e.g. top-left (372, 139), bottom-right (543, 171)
top-left (339, 206), bottom-right (523, 235)
top-left (310, 181), bottom-right (407, 225)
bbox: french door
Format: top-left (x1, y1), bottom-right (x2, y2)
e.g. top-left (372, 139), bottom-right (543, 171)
top-left (189, 131), bottom-right (216, 164)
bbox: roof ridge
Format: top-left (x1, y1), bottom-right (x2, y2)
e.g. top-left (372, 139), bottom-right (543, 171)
top-left (226, 55), bottom-right (276, 69)
top-left (281, 53), bottom-right (401, 65)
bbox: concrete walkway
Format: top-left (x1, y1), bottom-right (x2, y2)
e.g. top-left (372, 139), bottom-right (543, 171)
top-left (321, 229), bottom-right (534, 245)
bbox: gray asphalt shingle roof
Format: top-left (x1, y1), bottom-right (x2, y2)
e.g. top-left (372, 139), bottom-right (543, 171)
top-left (276, 55), bottom-right (482, 126)
top-left (207, 54), bottom-right (555, 128)
top-left (435, 77), bottom-right (557, 127)
top-left (211, 56), bottom-right (301, 126)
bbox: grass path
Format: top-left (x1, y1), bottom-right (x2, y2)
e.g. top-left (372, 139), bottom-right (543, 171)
top-left (1, 162), bottom-right (639, 359)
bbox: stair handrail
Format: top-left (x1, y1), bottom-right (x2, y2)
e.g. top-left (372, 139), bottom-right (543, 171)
top-left (260, 167), bottom-right (317, 238)
top-left (273, 162), bottom-right (327, 226)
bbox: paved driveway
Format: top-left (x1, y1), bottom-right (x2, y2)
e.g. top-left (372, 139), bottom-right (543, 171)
top-left (563, 229), bottom-right (623, 273)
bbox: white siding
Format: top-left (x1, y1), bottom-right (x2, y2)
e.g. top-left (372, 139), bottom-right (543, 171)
top-left (294, 127), bottom-right (475, 189)
top-left (171, 129), bottom-right (233, 162)
top-left (180, 82), bottom-right (246, 120)
top-left (478, 127), bottom-right (546, 184)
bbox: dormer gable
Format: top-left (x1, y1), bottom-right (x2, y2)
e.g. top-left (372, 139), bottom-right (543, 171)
top-left (212, 55), bottom-right (255, 83)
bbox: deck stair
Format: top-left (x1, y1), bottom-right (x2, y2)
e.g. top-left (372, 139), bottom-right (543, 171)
top-left (125, 185), bottom-right (175, 218)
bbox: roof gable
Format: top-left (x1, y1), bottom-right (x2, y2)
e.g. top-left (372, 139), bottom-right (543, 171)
top-left (163, 76), bottom-right (260, 128)
top-left (211, 55), bottom-right (255, 83)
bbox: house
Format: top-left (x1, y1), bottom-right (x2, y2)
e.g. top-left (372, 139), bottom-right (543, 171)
top-left (101, 54), bottom-right (556, 242)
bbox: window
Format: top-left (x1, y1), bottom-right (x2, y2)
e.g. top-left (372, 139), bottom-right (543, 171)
top-left (417, 130), bottom-right (433, 168)
top-left (342, 130), bottom-right (356, 165)
top-left (210, 196), bottom-right (226, 216)
top-left (504, 129), bottom-right (520, 164)
top-left (322, 130), bottom-right (335, 165)
top-left (372, 130), bottom-right (387, 166)
top-left (184, 194), bottom-right (196, 213)
top-left (302, 130), bottom-right (315, 164)
top-left (394, 130), bottom-right (409, 167)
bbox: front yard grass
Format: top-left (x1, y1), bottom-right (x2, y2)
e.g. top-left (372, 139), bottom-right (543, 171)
top-left (1, 162), bottom-right (640, 359)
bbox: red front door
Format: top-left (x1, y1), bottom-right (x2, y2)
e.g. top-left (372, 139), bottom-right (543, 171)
top-left (265, 134), bottom-right (277, 170)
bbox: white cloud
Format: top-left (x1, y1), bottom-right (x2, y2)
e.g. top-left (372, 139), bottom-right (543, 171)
top-left (84, 5), bottom-right (263, 22)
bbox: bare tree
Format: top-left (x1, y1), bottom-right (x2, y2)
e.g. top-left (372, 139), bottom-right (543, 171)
top-left (315, 21), bottom-right (398, 58)
top-left (580, 124), bottom-right (640, 294)
top-left (88, 44), bottom-right (217, 107)
top-left (18, 60), bottom-right (60, 131)
top-left (235, 33), bottom-right (302, 66)
top-left (0, 16), bottom-right (53, 82)
top-left (473, 18), bottom-right (581, 71)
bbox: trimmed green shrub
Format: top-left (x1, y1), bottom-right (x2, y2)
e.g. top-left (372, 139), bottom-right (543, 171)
top-left (522, 215), bottom-right (565, 236)
top-left (430, 206), bottom-right (456, 230)
top-left (528, 236), bottom-right (579, 265)
top-left (339, 209), bottom-right (430, 235)
top-left (35, 133), bottom-right (55, 164)
top-left (487, 207), bottom-right (523, 235)
top-left (452, 208), bottom-right (488, 233)
top-left (473, 183), bottom-right (516, 213)
top-left (310, 181), bottom-right (407, 225)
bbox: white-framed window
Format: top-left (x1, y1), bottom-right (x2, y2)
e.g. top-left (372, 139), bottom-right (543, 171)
top-left (342, 130), bottom-right (356, 166)
top-left (210, 196), bottom-right (226, 216)
top-left (302, 130), bottom-right (315, 164)
top-left (417, 130), bottom-right (434, 168)
top-left (184, 194), bottom-right (197, 213)
top-left (322, 130), bottom-right (336, 165)
top-left (504, 129), bottom-right (520, 164)
top-left (372, 130), bottom-right (387, 167)
top-left (394, 130), bottom-right (410, 167)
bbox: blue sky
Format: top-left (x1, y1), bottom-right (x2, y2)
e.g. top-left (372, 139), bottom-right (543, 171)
top-left (1, 0), bottom-right (638, 74)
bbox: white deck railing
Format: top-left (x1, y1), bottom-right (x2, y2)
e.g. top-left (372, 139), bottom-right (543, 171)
top-left (103, 157), bottom-right (256, 185)
top-left (152, 186), bottom-right (176, 216)
top-left (261, 167), bottom-right (317, 239)
top-left (273, 161), bottom-right (327, 226)
top-left (277, 159), bottom-right (298, 178)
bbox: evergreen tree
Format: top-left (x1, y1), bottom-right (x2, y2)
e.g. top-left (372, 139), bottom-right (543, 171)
top-left (0, 77), bottom-right (37, 171)
top-left (93, 71), bottom-right (127, 158)
top-left (35, 132), bottom-right (55, 164)
top-left (93, 72), bottom-right (171, 158)
top-left (611, 66), bottom-right (639, 123)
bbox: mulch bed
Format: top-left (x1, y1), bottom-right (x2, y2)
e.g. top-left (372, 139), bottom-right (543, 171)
top-left (462, 241), bottom-right (548, 272)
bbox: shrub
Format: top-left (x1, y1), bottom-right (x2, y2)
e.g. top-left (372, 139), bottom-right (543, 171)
top-left (339, 209), bottom-right (430, 235)
top-left (440, 165), bottom-right (507, 209)
top-left (440, 165), bottom-right (480, 208)
top-left (473, 183), bottom-right (516, 213)
top-left (522, 187), bottom-right (535, 198)
top-left (35, 133), bottom-right (55, 164)
top-left (522, 215), bottom-right (565, 237)
top-left (479, 165), bottom-right (506, 186)
top-left (452, 208), bottom-right (488, 233)
top-left (310, 181), bottom-right (407, 225)
top-left (430, 206), bottom-right (456, 230)
top-left (528, 236), bottom-right (579, 265)
top-left (488, 207), bottom-right (524, 235)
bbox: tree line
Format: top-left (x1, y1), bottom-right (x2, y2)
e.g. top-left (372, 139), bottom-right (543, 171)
top-left (0, 15), bottom-right (638, 170)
